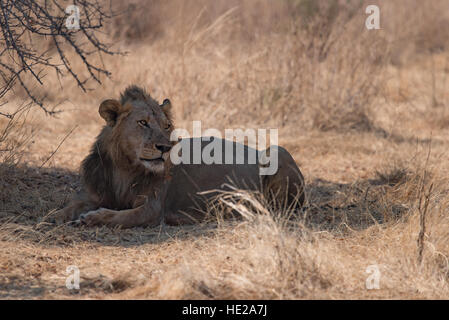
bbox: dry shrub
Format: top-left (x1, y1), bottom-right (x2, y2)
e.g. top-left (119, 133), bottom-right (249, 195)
top-left (382, 0), bottom-right (449, 65)
top-left (108, 0), bottom-right (165, 42)
top-left (128, 190), bottom-right (339, 299)
top-left (124, 169), bottom-right (449, 299)
top-left (9, 0), bottom-right (446, 133)
top-left (375, 164), bottom-right (412, 187)
top-left (285, 0), bottom-right (387, 131)
top-left (0, 103), bottom-right (35, 168)
top-left (207, 0), bottom-right (386, 131)
top-left (97, 0), bottom-right (445, 133)
top-left (147, 0), bottom-right (389, 132)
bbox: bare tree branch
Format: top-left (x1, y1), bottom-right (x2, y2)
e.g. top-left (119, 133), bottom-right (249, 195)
top-left (0, 0), bottom-right (117, 117)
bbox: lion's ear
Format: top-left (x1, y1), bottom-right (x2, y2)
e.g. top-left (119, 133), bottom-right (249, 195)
top-left (99, 99), bottom-right (122, 127)
top-left (160, 98), bottom-right (172, 119)
top-left (160, 99), bottom-right (172, 111)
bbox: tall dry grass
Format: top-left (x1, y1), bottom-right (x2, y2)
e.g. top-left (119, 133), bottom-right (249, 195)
top-left (8, 0), bottom-right (445, 132)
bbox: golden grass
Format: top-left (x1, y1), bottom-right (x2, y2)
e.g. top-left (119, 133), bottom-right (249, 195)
top-left (1, 0), bottom-right (449, 299)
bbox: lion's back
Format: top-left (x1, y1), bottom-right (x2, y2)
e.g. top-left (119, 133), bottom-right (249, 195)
top-left (164, 138), bottom-right (305, 223)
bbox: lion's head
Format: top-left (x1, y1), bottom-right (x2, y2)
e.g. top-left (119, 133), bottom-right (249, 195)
top-left (98, 86), bottom-right (174, 175)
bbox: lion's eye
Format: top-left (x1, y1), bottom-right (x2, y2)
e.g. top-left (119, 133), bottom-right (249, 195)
top-left (138, 120), bottom-right (148, 127)
top-left (165, 123), bottom-right (171, 130)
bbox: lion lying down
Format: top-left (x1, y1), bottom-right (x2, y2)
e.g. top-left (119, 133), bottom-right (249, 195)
top-left (55, 86), bottom-right (305, 228)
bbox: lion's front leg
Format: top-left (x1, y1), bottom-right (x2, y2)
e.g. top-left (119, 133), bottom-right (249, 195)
top-left (54, 198), bottom-right (98, 225)
top-left (79, 197), bottom-right (163, 228)
top-left (79, 208), bottom-right (122, 227)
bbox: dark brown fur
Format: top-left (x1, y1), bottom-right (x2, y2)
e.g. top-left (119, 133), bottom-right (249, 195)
top-left (55, 86), bottom-right (171, 224)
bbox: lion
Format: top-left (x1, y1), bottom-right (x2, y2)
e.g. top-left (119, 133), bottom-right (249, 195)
top-left (55, 86), bottom-right (305, 228)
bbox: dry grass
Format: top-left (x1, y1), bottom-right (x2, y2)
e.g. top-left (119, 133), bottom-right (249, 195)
top-left (1, 0), bottom-right (449, 299)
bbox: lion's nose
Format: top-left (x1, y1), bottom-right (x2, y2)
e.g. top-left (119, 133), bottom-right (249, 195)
top-left (155, 144), bottom-right (172, 153)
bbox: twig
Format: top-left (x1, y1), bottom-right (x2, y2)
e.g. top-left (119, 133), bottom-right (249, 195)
top-left (39, 125), bottom-right (77, 169)
top-left (417, 183), bottom-right (433, 265)
top-left (417, 138), bottom-right (433, 265)
top-left (0, 0), bottom-right (118, 116)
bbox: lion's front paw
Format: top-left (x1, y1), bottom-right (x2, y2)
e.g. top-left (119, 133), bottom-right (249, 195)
top-left (54, 208), bottom-right (73, 225)
top-left (80, 208), bottom-right (114, 226)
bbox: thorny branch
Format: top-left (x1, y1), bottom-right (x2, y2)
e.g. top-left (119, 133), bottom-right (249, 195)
top-left (0, 0), bottom-right (116, 118)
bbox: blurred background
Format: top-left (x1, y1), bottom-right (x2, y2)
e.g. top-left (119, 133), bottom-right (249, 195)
top-left (1, 0), bottom-right (448, 170)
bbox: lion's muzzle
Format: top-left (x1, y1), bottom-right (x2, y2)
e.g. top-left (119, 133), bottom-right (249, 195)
top-left (140, 144), bottom-right (172, 173)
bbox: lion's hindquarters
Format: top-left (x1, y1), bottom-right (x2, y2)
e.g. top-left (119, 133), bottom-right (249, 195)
top-left (262, 146), bottom-right (305, 210)
top-left (164, 139), bottom-right (305, 225)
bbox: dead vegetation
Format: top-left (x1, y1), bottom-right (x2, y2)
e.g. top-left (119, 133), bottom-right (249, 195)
top-left (1, 0), bottom-right (449, 299)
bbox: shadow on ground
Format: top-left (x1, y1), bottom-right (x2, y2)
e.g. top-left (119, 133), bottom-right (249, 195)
top-left (373, 125), bottom-right (439, 146)
top-left (0, 163), bottom-right (221, 247)
top-left (303, 176), bottom-right (410, 233)
top-left (0, 163), bottom-right (412, 247)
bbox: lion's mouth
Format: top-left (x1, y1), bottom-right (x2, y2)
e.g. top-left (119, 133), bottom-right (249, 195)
top-left (140, 157), bottom-right (164, 162)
